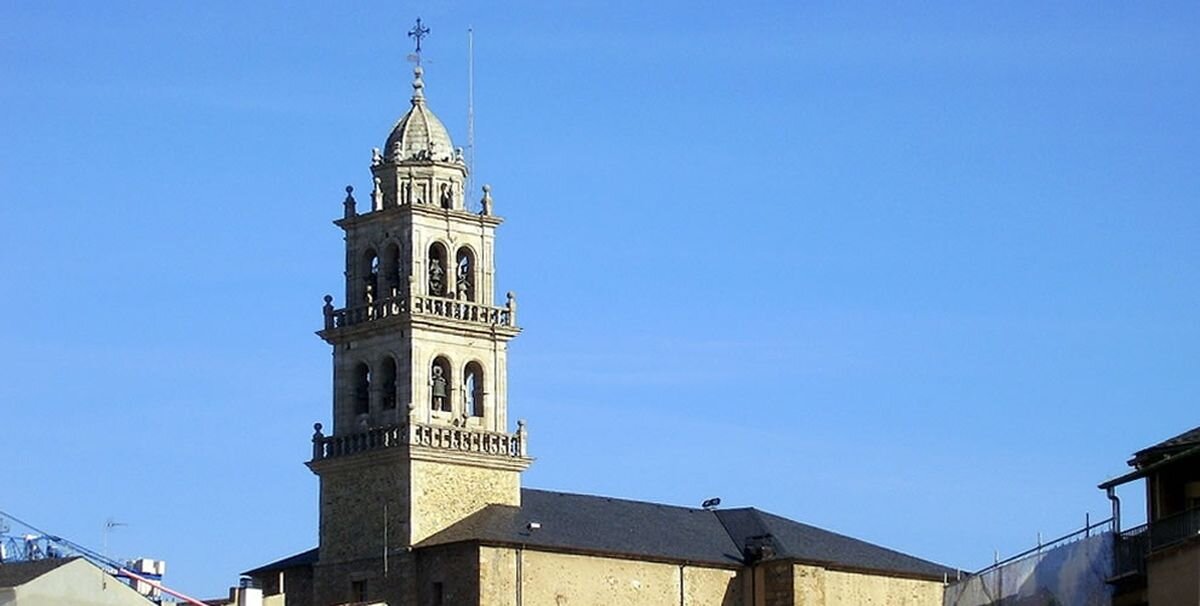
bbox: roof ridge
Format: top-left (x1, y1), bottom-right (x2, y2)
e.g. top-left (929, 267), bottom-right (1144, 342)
top-left (522, 487), bottom-right (713, 514)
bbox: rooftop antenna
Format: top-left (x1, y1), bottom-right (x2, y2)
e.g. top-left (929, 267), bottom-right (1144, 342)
top-left (103, 517), bottom-right (127, 560)
top-left (467, 26), bottom-right (476, 204)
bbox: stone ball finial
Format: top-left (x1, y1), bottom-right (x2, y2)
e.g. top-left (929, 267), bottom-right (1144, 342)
top-left (506, 291), bottom-right (515, 301)
top-left (323, 294), bottom-right (333, 304)
top-left (314, 422), bottom-right (323, 433)
top-left (345, 185), bottom-right (354, 195)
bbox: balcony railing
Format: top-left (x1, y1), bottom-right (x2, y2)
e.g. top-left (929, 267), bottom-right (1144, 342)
top-left (310, 420), bottom-right (527, 462)
top-left (322, 293), bottom-right (516, 331)
top-left (1150, 507), bottom-right (1200, 551)
top-left (1111, 524), bottom-right (1149, 579)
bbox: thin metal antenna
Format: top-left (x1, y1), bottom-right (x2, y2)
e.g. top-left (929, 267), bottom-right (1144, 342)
top-left (467, 26), bottom-right (476, 205)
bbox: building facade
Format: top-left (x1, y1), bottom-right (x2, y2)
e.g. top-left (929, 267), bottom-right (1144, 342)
top-left (244, 58), bottom-right (954, 606)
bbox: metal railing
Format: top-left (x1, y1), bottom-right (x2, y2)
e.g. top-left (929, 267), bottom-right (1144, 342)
top-left (1111, 523), bottom-right (1149, 579)
top-left (971, 516), bottom-right (1113, 577)
top-left (1150, 507), bottom-right (1200, 551)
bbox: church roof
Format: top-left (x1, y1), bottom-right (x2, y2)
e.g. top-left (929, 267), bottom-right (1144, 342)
top-left (0, 557), bottom-right (77, 588)
top-left (417, 488), bottom-right (957, 580)
top-left (383, 66), bottom-right (457, 164)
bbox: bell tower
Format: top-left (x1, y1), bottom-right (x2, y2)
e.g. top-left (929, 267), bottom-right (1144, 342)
top-left (306, 48), bottom-right (530, 604)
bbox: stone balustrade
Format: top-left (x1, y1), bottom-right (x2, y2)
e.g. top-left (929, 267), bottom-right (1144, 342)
top-left (323, 293), bottom-right (515, 331)
top-left (310, 420), bottom-right (527, 461)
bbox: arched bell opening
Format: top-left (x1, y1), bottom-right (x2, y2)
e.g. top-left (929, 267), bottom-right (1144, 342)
top-left (361, 248), bottom-right (379, 303)
top-left (380, 356), bottom-right (398, 410)
top-left (430, 356), bottom-right (452, 413)
top-left (428, 243), bottom-right (448, 297)
top-left (383, 242), bottom-right (402, 297)
top-left (464, 362), bottom-right (485, 418)
top-left (455, 247), bottom-right (476, 302)
top-left (353, 362), bottom-right (371, 416)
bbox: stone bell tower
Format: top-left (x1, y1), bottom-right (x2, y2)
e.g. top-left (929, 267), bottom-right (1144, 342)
top-left (306, 56), bottom-right (531, 604)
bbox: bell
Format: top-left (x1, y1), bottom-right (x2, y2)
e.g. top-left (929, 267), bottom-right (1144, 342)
top-left (432, 377), bottom-right (447, 398)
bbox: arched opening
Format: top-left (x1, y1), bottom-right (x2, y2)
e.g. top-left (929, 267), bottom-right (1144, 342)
top-left (455, 247), bottom-right (475, 302)
top-left (384, 243), bottom-right (401, 297)
top-left (428, 243), bottom-right (448, 297)
top-left (380, 356), bottom-right (397, 410)
top-left (362, 248), bottom-right (379, 303)
top-left (430, 357), bottom-right (452, 412)
top-left (353, 362), bottom-right (371, 416)
top-left (464, 362), bottom-right (484, 417)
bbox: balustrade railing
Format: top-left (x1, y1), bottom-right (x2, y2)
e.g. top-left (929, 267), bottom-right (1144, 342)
top-left (1150, 507), bottom-right (1200, 550)
top-left (322, 293), bottom-right (514, 331)
top-left (310, 421), bottom-right (526, 461)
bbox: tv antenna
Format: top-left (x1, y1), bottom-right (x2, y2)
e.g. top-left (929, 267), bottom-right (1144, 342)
top-left (467, 26), bottom-right (476, 202)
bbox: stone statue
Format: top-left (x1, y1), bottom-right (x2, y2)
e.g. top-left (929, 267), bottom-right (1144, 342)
top-left (371, 176), bottom-right (383, 210)
top-left (429, 258), bottom-right (445, 295)
top-left (371, 147), bottom-right (382, 166)
top-left (439, 183), bottom-right (453, 209)
top-left (480, 184), bottom-right (492, 215)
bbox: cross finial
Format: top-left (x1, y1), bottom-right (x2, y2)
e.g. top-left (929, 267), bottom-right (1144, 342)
top-left (408, 18), bottom-right (430, 64)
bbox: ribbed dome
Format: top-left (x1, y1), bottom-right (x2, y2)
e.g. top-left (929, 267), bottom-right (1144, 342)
top-left (384, 66), bottom-right (457, 164)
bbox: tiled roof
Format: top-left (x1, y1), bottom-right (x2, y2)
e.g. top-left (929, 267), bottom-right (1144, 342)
top-left (1132, 425), bottom-right (1200, 465)
top-left (0, 557), bottom-right (76, 588)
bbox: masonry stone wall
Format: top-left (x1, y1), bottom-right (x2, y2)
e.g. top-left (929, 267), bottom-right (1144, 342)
top-left (317, 454), bottom-right (411, 563)
top-left (409, 459), bottom-right (520, 544)
top-left (791, 564), bottom-right (943, 606)
top-left (416, 543), bottom-right (480, 606)
top-left (478, 546), bottom-right (740, 606)
top-left (313, 552), bottom-right (416, 606)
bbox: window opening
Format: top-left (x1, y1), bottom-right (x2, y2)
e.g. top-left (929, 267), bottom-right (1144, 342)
top-left (353, 362), bottom-right (371, 415)
top-left (431, 357), bottom-right (451, 412)
top-left (455, 248), bottom-right (475, 301)
top-left (464, 362), bottom-right (484, 417)
top-left (428, 244), bottom-right (447, 297)
top-left (381, 357), bottom-right (398, 409)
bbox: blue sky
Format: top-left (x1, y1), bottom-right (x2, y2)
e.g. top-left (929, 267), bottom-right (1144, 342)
top-left (2, 1), bottom-right (1197, 597)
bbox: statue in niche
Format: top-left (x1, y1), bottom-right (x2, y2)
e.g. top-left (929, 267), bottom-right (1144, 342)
top-left (391, 141), bottom-right (403, 162)
top-left (401, 181), bottom-right (412, 206)
top-left (431, 366), bottom-right (448, 411)
top-left (371, 147), bottom-right (382, 166)
top-left (439, 183), bottom-right (453, 209)
top-left (456, 256), bottom-right (471, 300)
top-left (428, 258), bottom-right (445, 296)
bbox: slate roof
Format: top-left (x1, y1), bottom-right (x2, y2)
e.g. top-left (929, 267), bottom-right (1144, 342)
top-left (0, 557), bottom-right (76, 588)
top-left (242, 547), bottom-right (317, 576)
top-left (417, 488), bottom-right (956, 580)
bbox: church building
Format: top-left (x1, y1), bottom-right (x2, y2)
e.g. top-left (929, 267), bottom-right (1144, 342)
top-left (242, 33), bottom-right (955, 606)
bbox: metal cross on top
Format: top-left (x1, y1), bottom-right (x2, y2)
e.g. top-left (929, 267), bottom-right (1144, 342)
top-left (408, 18), bottom-right (431, 62)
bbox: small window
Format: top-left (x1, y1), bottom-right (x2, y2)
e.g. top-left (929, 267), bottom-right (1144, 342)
top-left (432, 582), bottom-right (444, 606)
top-left (351, 580), bottom-right (367, 602)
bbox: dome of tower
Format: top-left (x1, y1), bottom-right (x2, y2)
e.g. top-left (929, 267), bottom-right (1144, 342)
top-left (384, 66), bottom-right (457, 164)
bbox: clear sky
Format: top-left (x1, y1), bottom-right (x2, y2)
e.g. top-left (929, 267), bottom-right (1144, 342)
top-left (2, 1), bottom-right (1197, 597)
